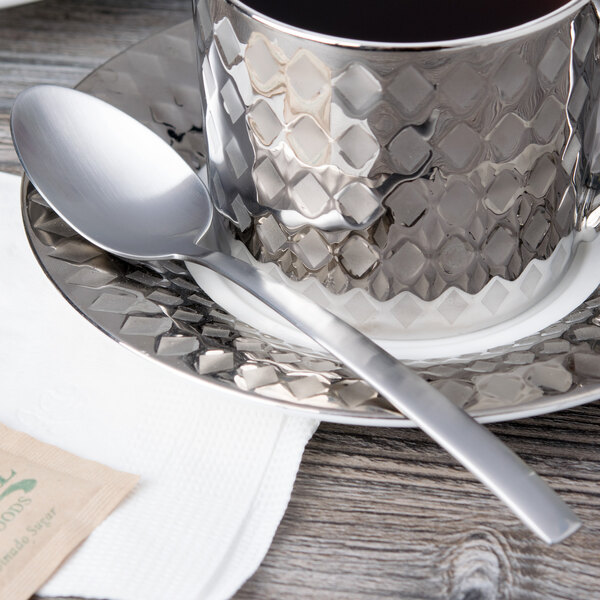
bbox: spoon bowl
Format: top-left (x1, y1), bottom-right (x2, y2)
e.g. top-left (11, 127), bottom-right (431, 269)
top-left (11, 85), bottom-right (213, 260)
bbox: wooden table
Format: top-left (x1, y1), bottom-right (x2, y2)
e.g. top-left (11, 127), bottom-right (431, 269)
top-left (1, 1), bottom-right (599, 598)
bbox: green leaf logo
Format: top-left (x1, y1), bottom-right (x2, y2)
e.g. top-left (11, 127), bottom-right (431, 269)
top-left (0, 479), bottom-right (37, 502)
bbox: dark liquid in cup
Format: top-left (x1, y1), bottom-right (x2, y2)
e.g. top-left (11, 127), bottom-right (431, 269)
top-left (240, 0), bottom-right (569, 43)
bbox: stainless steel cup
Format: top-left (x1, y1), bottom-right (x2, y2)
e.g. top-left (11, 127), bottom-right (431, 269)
top-left (192, 0), bottom-right (600, 338)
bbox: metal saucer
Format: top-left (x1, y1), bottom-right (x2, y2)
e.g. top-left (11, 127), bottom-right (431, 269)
top-left (21, 20), bottom-right (600, 426)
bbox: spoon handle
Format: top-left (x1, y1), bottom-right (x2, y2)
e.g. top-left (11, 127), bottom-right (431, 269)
top-left (195, 250), bottom-right (580, 543)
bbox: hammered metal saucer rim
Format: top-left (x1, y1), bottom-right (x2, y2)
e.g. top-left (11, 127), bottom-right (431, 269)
top-left (18, 184), bottom-right (600, 426)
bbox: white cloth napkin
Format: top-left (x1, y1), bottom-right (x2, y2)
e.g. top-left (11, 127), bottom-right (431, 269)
top-left (0, 171), bottom-right (319, 600)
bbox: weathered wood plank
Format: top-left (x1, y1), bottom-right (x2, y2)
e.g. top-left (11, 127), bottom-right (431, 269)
top-left (0, 0), bottom-right (190, 173)
top-left (1, 1), bottom-right (598, 598)
top-left (238, 407), bottom-right (600, 599)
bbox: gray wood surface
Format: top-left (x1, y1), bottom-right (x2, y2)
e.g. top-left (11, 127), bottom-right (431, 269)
top-left (1, 1), bottom-right (599, 598)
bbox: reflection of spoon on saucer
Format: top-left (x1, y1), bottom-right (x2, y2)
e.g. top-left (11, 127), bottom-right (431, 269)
top-left (11, 85), bottom-right (580, 544)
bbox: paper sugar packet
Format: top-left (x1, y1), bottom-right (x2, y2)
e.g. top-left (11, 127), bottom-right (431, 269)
top-left (0, 423), bottom-right (139, 600)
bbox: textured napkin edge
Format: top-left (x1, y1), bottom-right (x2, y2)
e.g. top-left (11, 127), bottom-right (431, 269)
top-left (203, 415), bottom-right (319, 600)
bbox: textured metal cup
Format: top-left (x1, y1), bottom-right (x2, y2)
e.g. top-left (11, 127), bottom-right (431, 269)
top-left (192, 0), bottom-right (600, 338)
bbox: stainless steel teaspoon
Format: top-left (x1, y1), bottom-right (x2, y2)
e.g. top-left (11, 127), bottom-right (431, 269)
top-left (10, 85), bottom-right (581, 543)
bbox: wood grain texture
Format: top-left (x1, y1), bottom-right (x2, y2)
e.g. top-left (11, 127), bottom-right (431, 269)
top-left (0, 1), bottom-right (598, 598)
top-left (239, 411), bottom-right (600, 599)
top-left (0, 0), bottom-right (190, 174)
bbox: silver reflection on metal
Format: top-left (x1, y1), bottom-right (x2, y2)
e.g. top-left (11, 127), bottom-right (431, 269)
top-left (12, 78), bottom-right (581, 541)
top-left (20, 19), bottom-right (600, 425)
top-left (193, 0), bottom-right (600, 331)
top-left (15, 19), bottom-right (600, 535)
